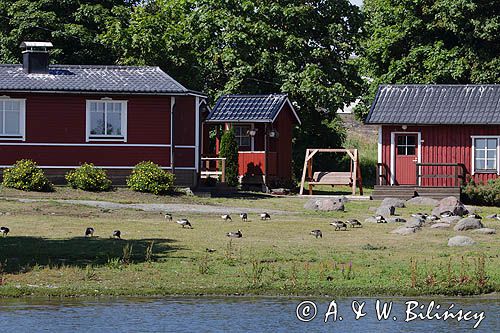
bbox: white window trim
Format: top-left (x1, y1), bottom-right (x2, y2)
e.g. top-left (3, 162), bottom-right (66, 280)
top-left (86, 99), bottom-right (127, 142)
top-left (390, 131), bottom-right (421, 186)
top-left (232, 123), bottom-right (254, 150)
top-left (0, 98), bottom-right (26, 141)
top-left (471, 136), bottom-right (500, 175)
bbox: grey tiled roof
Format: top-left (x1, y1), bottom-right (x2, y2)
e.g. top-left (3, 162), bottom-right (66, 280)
top-left (365, 85), bottom-right (500, 125)
top-left (206, 94), bottom-right (300, 123)
top-left (0, 64), bottom-right (203, 95)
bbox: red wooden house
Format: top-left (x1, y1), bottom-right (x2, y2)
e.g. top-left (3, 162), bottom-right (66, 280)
top-left (203, 94), bottom-right (301, 189)
top-left (0, 42), bottom-right (205, 187)
top-left (366, 84), bottom-right (500, 199)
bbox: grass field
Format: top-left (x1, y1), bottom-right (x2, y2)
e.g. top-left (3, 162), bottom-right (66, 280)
top-left (0, 187), bottom-right (498, 297)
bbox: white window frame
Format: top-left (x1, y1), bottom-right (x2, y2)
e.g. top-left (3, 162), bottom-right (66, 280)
top-left (233, 123), bottom-right (254, 150)
top-left (0, 97), bottom-right (26, 141)
top-left (86, 99), bottom-right (127, 142)
top-left (471, 136), bottom-right (500, 175)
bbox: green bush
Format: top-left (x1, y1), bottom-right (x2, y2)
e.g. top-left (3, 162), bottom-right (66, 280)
top-left (2, 159), bottom-right (53, 192)
top-left (462, 178), bottom-right (500, 206)
top-left (127, 161), bottom-right (175, 195)
top-left (65, 163), bottom-right (112, 192)
top-left (219, 128), bottom-right (239, 187)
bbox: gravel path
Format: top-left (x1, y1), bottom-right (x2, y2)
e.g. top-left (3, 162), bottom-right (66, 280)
top-left (4, 197), bottom-right (290, 215)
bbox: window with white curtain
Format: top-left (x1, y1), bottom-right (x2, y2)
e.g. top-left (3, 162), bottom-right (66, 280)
top-left (0, 99), bottom-right (25, 139)
top-left (473, 137), bottom-right (498, 173)
top-left (86, 100), bottom-right (127, 141)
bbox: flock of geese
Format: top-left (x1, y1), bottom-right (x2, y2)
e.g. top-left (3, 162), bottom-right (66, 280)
top-left (0, 211), bottom-right (273, 241)
top-left (307, 210), bottom-right (490, 240)
top-left (310, 218), bottom-right (363, 239)
top-left (2, 207), bottom-right (493, 242)
top-left (165, 211), bottom-right (272, 239)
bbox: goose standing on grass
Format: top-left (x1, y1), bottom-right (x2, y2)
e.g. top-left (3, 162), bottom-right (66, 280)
top-left (426, 215), bottom-right (439, 222)
top-left (177, 219), bottom-right (193, 228)
top-left (164, 213), bottom-right (173, 221)
top-left (206, 248), bottom-right (216, 253)
top-left (0, 226), bottom-right (9, 237)
top-left (346, 219), bottom-right (362, 228)
top-left (226, 229), bottom-right (242, 238)
top-left (440, 211), bottom-right (454, 218)
top-left (85, 227), bottom-right (95, 237)
top-left (112, 230), bottom-right (121, 239)
top-left (260, 212), bottom-right (271, 220)
top-left (240, 213), bottom-right (248, 221)
top-left (310, 230), bottom-right (322, 238)
top-left (374, 215), bottom-right (387, 223)
top-left (221, 214), bottom-right (232, 221)
top-left (330, 221), bottom-right (347, 231)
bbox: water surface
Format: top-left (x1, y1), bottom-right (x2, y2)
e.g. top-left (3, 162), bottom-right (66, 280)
top-left (0, 296), bottom-right (497, 332)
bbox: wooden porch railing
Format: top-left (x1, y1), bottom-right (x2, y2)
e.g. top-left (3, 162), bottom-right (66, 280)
top-left (377, 163), bottom-right (390, 185)
top-left (201, 157), bottom-right (226, 183)
top-left (416, 163), bottom-right (466, 187)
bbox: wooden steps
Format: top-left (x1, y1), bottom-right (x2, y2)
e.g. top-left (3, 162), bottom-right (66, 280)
top-left (372, 185), bottom-right (460, 200)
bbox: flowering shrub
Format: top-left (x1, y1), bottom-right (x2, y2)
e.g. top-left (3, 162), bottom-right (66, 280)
top-left (127, 161), bottom-right (175, 195)
top-left (65, 163), bottom-right (112, 192)
top-left (462, 178), bottom-right (500, 206)
top-left (2, 159), bottom-right (53, 192)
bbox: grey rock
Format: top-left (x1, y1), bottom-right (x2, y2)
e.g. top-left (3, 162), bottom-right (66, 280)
top-left (364, 217), bottom-right (379, 223)
top-left (405, 217), bottom-right (424, 228)
top-left (431, 223), bottom-right (451, 229)
top-left (406, 197), bottom-right (439, 206)
top-left (390, 227), bottom-right (417, 235)
top-left (448, 236), bottom-right (475, 247)
top-left (472, 228), bottom-right (496, 235)
top-left (304, 198), bottom-right (345, 211)
top-left (432, 196), bottom-right (468, 217)
top-left (376, 205), bottom-right (395, 216)
top-left (440, 216), bottom-right (461, 224)
top-left (453, 218), bottom-right (484, 231)
top-left (388, 217), bottom-right (406, 223)
top-left (381, 198), bottom-right (406, 208)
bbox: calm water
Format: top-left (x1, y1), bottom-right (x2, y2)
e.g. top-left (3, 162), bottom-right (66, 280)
top-left (0, 296), bottom-right (498, 332)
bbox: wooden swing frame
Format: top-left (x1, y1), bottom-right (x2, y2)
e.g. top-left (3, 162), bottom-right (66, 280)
top-left (299, 148), bottom-right (363, 196)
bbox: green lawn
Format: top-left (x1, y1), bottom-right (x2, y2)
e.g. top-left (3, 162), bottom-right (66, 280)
top-left (0, 188), bottom-right (498, 297)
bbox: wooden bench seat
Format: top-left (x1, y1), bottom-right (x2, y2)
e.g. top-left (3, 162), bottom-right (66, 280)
top-left (308, 171), bottom-right (353, 194)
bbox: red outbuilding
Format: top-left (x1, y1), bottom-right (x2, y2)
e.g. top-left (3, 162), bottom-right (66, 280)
top-left (203, 94), bottom-right (301, 190)
top-left (0, 42), bottom-right (206, 187)
top-left (365, 84), bottom-right (500, 199)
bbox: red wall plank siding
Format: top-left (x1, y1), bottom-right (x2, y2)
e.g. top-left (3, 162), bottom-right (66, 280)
top-left (239, 152), bottom-right (265, 176)
top-left (0, 93), bottom-right (198, 169)
top-left (272, 104), bottom-right (294, 180)
top-left (381, 125), bottom-right (500, 186)
top-left (0, 146), bottom-right (169, 166)
top-left (173, 96), bottom-right (196, 146)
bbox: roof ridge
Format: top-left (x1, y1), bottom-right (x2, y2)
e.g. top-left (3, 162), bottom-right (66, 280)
top-left (380, 84), bottom-right (500, 87)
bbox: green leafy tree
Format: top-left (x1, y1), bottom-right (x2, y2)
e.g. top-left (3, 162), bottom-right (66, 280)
top-left (219, 128), bottom-right (239, 187)
top-left (356, 0), bottom-right (500, 119)
top-left (0, 0), bottom-right (137, 64)
top-left (101, 0), bottom-right (363, 176)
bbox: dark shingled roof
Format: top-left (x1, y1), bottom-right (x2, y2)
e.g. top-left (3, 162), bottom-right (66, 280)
top-left (0, 64), bottom-right (204, 95)
top-left (365, 84), bottom-right (500, 125)
top-left (206, 94), bottom-right (301, 123)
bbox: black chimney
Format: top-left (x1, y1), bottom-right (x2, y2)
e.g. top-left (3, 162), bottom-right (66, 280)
top-left (20, 41), bottom-right (53, 74)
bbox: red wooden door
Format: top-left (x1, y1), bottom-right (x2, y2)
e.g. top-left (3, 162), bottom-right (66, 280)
top-left (395, 134), bottom-right (418, 185)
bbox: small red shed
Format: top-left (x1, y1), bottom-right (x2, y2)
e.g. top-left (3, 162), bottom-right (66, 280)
top-left (365, 84), bottom-right (500, 199)
top-left (0, 42), bottom-right (206, 187)
top-left (203, 94), bottom-right (301, 189)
